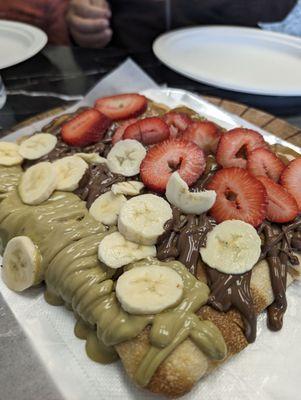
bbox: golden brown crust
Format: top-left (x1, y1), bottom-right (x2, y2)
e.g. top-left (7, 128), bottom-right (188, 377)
top-left (116, 260), bottom-right (300, 397)
top-left (117, 329), bottom-right (208, 397)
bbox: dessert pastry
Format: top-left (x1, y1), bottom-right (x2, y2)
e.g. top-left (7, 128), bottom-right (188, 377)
top-left (0, 93), bottom-right (300, 397)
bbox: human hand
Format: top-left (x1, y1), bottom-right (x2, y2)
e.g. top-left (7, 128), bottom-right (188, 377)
top-left (67, 0), bottom-right (112, 48)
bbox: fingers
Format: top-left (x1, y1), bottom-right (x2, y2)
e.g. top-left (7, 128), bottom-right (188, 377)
top-left (67, 0), bottom-right (112, 48)
top-left (90, 0), bottom-right (110, 11)
top-left (70, 0), bottom-right (111, 19)
top-left (69, 14), bottom-right (109, 34)
top-left (71, 28), bottom-right (113, 48)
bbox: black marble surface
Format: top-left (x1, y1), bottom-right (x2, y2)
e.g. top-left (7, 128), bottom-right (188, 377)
top-left (1, 45), bottom-right (301, 135)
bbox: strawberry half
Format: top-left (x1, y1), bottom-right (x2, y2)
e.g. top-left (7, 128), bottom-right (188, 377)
top-left (216, 128), bottom-right (266, 168)
top-left (182, 121), bottom-right (221, 154)
top-left (280, 157), bottom-right (301, 210)
top-left (94, 93), bottom-right (147, 121)
top-left (247, 148), bottom-right (285, 182)
top-left (163, 112), bottom-right (192, 138)
top-left (61, 108), bottom-right (111, 147)
top-left (123, 117), bottom-right (170, 145)
top-left (207, 167), bottom-right (267, 227)
top-left (140, 139), bottom-right (206, 192)
top-left (111, 118), bottom-right (138, 145)
top-left (257, 176), bottom-right (298, 223)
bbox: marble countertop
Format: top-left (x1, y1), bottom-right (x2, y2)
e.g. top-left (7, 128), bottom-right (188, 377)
top-left (0, 45), bottom-right (301, 400)
top-left (1, 45), bottom-right (301, 134)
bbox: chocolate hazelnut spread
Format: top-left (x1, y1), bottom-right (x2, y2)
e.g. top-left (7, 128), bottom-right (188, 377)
top-left (157, 208), bottom-right (215, 275)
top-left (75, 163), bottom-right (125, 208)
top-left (259, 217), bottom-right (301, 331)
top-left (206, 268), bottom-right (256, 343)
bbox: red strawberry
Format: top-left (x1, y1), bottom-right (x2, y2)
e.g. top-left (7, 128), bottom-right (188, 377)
top-left (256, 176), bottom-right (298, 223)
top-left (247, 148), bottom-right (285, 182)
top-left (140, 139), bottom-right (206, 192)
top-left (111, 118), bottom-right (138, 145)
top-left (123, 117), bottom-right (170, 145)
top-left (61, 108), bottom-right (111, 147)
top-left (280, 158), bottom-right (301, 210)
top-left (216, 128), bottom-right (266, 168)
top-left (207, 167), bottom-right (267, 226)
top-left (163, 112), bottom-right (192, 137)
top-left (182, 121), bottom-right (221, 153)
top-left (94, 93), bottom-right (147, 121)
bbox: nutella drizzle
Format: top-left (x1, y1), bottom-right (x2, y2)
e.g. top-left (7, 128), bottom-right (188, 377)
top-left (75, 164), bottom-right (125, 208)
top-left (259, 218), bottom-right (301, 331)
top-left (206, 268), bottom-right (257, 343)
top-left (157, 209), bottom-right (215, 275)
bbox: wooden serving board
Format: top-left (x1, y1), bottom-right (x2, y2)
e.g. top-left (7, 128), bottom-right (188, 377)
top-left (3, 97), bottom-right (301, 148)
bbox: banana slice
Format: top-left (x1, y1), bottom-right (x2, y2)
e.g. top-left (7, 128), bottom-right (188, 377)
top-left (98, 231), bottom-right (156, 269)
top-left (19, 161), bottom-right (57, 205)
top-left (53, 155), bottom-right (88, 191)
top-left (76, 153), bottom-right (107, 165)
top-left (200, 220), bottom-right (261, 274)
top-left (19, 133), bottom-right (57, 160)
top-left (2, 236), bottom-right (42, 292)
top-left (118, 194), bottom-right (173, 245)
top-left (111, 181), bottom-right (144, 196)
top-left (166, 171), bottom-right (216, 214)
top-left (107, 139), bottom-right (146, 177)
top-left (0, 142), bottom-right (23, 166)
top-left (89, 191), bottom-right (127, 226)
top-left (116, 265), bottom-right (184, 315)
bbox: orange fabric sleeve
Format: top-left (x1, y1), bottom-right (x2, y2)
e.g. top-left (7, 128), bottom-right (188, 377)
top-left (0, 0), bottom-right (70, 45)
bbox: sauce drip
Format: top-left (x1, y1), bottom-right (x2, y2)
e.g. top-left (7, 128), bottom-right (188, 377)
top-left (259, 218), bottom-right (301, 331)
top-left (206, 268), bottom-right (256, 343)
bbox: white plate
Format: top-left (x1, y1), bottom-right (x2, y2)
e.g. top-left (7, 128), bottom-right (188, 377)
top-left (0, 20), bottom-right (47, 69)
top-left (153, 26), bottom-right (301, 96)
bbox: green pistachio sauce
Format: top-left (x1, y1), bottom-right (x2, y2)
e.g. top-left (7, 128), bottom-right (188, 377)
top-left (0, 169), bottom-right (227, 387)
top-left (0, 165), bottom-right (22, 200)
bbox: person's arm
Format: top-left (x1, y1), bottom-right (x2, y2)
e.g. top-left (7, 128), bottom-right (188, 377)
top-left (66, 0), bottom-right (112, 48)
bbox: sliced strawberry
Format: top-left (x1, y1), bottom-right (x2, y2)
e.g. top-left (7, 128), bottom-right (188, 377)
top-left (61, 108), bottom-right (111, 147)
top-left (182, 121), bottom-right (221, 153)
top-left (280, 158), bottom-right (301, 210)
top-left (123, 117), bottom-right (170, 145)
top-left (111, 118), bottom-right (138, 145)
top-left (216, 128), bottom-right (266, 168)
top-left (140, 139), bottom-right (206, 192)
top-left (207, 167), bottom-right (267, 226)
top-left (256, 176), bottom-right (298, 223)
top-left (247, 148), bottom-right (285, 182)
top-left (162, 112), bottom-right (192, 138)
top-left (94, 93), bottom-right (147, 121)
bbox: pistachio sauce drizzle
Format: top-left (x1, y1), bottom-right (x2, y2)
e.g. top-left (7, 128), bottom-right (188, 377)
top-left (0, 188), bottom-right (226, 387)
